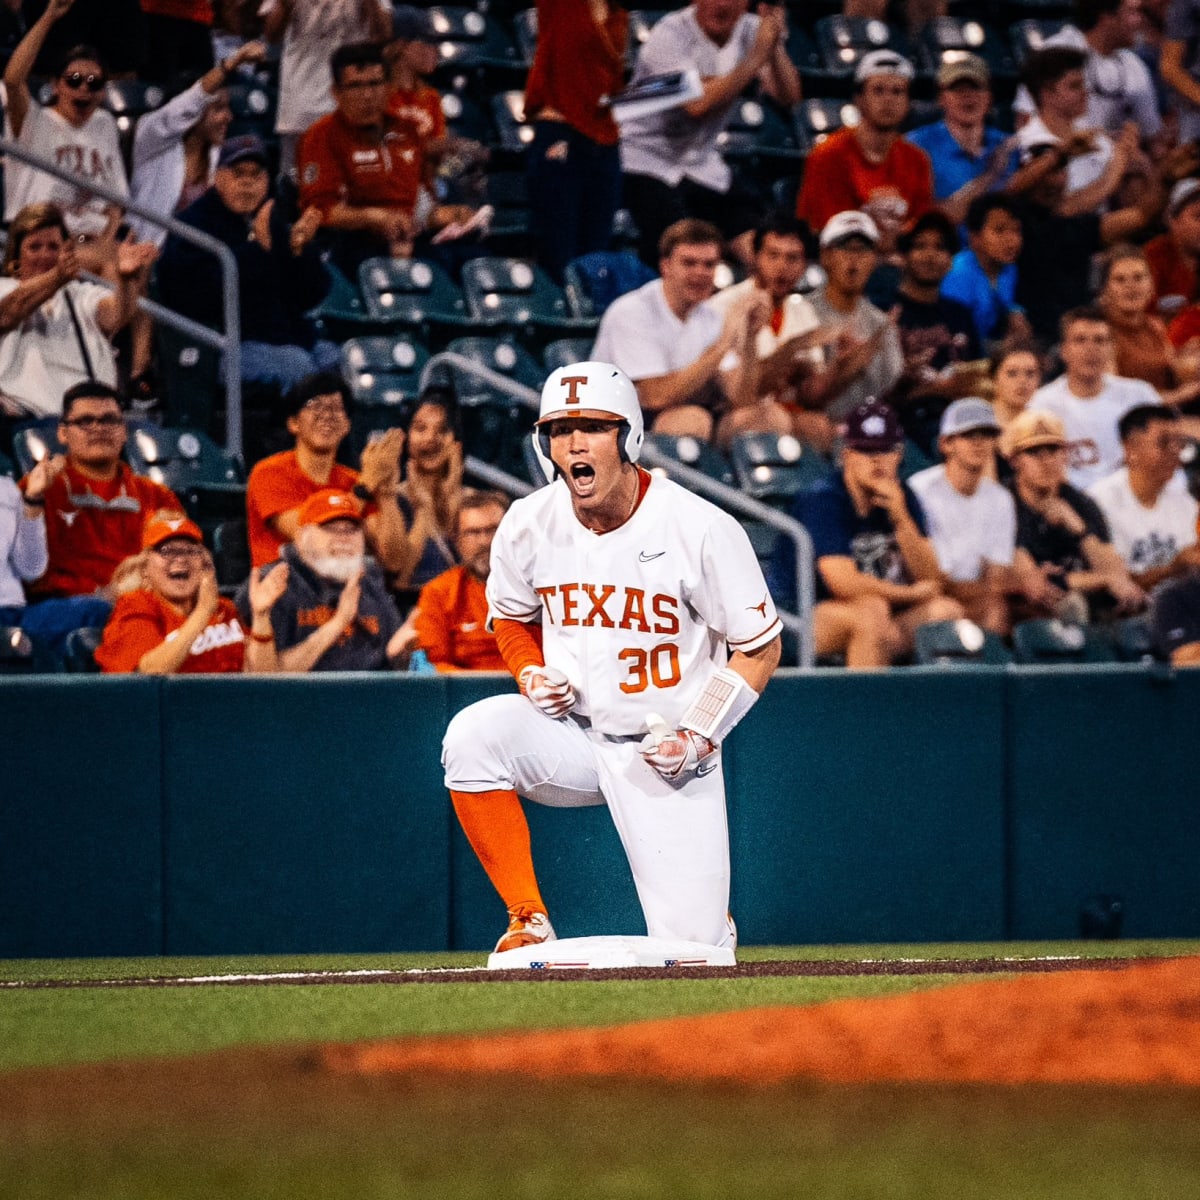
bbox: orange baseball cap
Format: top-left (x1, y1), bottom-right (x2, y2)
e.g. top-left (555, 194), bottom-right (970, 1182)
top-left (298, 488), bottom-right (363, 527)
top-left (142, 513), bottom-right (203, 550)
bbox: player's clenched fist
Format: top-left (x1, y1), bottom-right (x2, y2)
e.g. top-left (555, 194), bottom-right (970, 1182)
top-left (518, 664), bottom-right (576, 718)
top-left (639, 714), bottom-right (716, 781)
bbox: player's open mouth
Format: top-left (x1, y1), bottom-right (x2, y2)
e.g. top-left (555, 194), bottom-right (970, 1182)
top-left (568, 462), bottom-right (595, 493)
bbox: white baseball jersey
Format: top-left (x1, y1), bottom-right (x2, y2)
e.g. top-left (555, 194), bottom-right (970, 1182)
top-left (486, 472), bottom-right (781, 738)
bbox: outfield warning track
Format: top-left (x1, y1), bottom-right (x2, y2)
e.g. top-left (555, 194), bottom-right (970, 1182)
top-left (0, 955), bottom-right (1163, 989)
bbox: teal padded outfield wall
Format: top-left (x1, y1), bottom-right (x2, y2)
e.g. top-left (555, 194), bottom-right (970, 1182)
top-left (2, 666), bottom-right (1198, 957)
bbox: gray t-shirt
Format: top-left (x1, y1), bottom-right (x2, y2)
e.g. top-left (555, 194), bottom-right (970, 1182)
top-left (807, 288), bottom-right (904, 421)
top-left (619, 6), bottom-right (760, 192)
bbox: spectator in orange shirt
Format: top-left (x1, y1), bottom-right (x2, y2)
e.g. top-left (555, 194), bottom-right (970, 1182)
top-left (298, 41), bottom-right (423, 272)
top-left (244, 370), bottom-right (408, 571)
top-left (413, 488), bottom-right (509, 672)
top-left (95, 512), bottom-right (284, 674)
top-left (796, 50), bottom-right (934, 253)
top-left (19, 380), bottom-right (181, 654)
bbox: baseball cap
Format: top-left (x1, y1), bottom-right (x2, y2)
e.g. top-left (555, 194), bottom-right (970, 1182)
top-left (841, 398), bottom-right (904, 451)
top-left (937, 52), bottom-right (989, 89)
top-left (217, 133), bottom-right (268, 169)
top-left (390, 4), bottom-right (436, 41)
top-left (819, 209), bottom-right (880, 249)
top-left (298, 489), bottom-right (363, 527)
top-left (1169, 177), bottom-right (1200, 218)
top-left (1000, 410), bottom-right (1066, 458)
top-left (939, 397), bottom-right (1000, 439)
top-left (143, 513), bottom-right (203, 550)
top-left (854, 49), bottom-right (914, 84)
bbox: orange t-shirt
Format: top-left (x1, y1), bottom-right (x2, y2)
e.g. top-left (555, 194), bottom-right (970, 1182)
top-left (796, 128), bottom-right (934, 236)
top-left (414, 564), bottom-right (505, 672)
top-left (95, 590), bottom-right (245, 674)
top-left (22, 462), bottom-right (181, 599)
top-left (297, 110), bottom-right (422, 220)
top-left (245, 450), bottom-right (364, 568)
top-left (387, 83), bottom-right (446, 144)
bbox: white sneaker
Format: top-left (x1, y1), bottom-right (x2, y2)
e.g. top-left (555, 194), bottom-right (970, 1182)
top-left (494, 910), bottom-right (556, 954)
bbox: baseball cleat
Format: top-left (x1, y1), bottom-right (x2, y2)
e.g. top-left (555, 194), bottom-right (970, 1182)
top-left (495, 910), bottom-right (556, 954)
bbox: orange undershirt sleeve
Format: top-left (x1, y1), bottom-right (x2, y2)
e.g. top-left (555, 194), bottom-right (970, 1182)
top-left (493, 617), bottom-right (544, 681)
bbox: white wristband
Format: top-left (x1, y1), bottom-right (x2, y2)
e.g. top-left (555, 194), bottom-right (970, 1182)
top-left (680, 666), bottom-right (757, 744)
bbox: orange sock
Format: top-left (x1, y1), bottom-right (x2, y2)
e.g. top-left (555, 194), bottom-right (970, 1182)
top-left (450, 788), bottom-right (546, 916)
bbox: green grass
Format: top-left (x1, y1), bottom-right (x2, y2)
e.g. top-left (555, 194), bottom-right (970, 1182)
top-left (2, 943), bottom-right (1198, 1199)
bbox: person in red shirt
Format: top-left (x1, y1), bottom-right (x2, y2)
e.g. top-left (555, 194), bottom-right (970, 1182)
top-left (413, 488), bottom-right (509, 672)
top-left (95, 512), bottom-right (284, 674)
top-left (244, 370), bottom-right (408, 571)
top-left (1145, 177), bottom-right (1200, 317)
top-left (796, 49), bottom-right (934, 253)
top-left (19, 380), bottom-right (180, 653)
top-left (298, 41), bottom-right (423, 271)
top-left (523, 0), bottom-right (628, 281)
top-left (385, 8), bottom-right (448, 153)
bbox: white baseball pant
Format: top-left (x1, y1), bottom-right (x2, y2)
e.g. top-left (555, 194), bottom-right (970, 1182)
top-left (443, 694), bottom-right (735, 948)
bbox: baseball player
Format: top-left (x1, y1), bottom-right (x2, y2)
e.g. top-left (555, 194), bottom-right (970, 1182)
top-left (442, 362), bottom-right (782, 953)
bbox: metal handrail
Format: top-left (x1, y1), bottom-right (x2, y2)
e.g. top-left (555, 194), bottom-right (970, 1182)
top-left (421, 351), bottom-right (816, 665)
top-left (0, 136), bottom-right (243, 458)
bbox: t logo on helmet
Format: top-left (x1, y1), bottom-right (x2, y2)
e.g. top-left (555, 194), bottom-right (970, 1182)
top-left (560, 375), bottom-right (588, 405)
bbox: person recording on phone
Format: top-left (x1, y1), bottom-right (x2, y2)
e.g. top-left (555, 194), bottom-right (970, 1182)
top-left (769, 398), bottom-right (961, 668)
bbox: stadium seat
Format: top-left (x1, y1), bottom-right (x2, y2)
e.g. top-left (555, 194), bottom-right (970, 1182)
top-left (460, 256), bottom-right (594, 337)
top-left (427, 7), bottom-right (524, 85)
top-left (155, 324), bottom-right (223, 432)
top-left (342, 335), bottom-right (429, 404)
top-left (125, 424), bottom-right (245, 524)
top-left (11, 418), bottom-right (64, 477)
top-left (641, 432), bottom-right (736, 488)
top-left (813, 16), bottom-right (911, 79)
top-left (104, 79), bottom-right (166, 158)
top-left (1011, 619), bottom-right (1119, 664)
top-left (1110, 614), bottom-right (1158, 663)
top-left (0, 449), bottom-right (14, 479)
top-left (563, 251), bottom-right (656, 321)
top-left (730, 432), bottom-right (832, 505)
top-left (512, 6), bottom-right (538, 65)
top-left (439, 85), bottom-right (496, 151)
top-left (917, 18), bottom-right (1017, 84)
top-left (1009, 19), bottom-right (1068, 67)
top-left (900, 439), bottom-right (936, 481)
top-left (490, 89), bottom-right (534, 159)
top-left (796, 98), bottom-right (860, 151)
top-left (226, 81), bottom-right (279, 145)
top-left (434, 336), bottom-right (543, 481)
top-left (309, 259), bottom-right (376, 340)
top-left (0, 625), bottom-right (34, 674)
top-left (483, 169), bottom-right (535, 251)
top-left (212, 519), bottom-right (251, 592)
top-left (542, 337), bottom-right (596, 375)
top-left (913, 619), bottom-right (1012, 666)
top-left (717, 96), bottom-right (805, 175)
top-left (61, 625), bottom-right (103, 674)
top-left (357, 257), bottom-right (471, 335)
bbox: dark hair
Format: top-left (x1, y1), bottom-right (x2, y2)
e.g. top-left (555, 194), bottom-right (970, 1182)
top-left (1021, 46), bottom-right (1088, 104)
top-left (989, 337), bottom-right (1042, 377)
top-left (751, 212), bottom-right (807, 255)
top-left (404, 384), bottom-right (462, 441)
top-left (1119, 403), bottom-right (1179, 442)
top-left (658, 218), bottom-right (723, 261)
top-left (330, 42), bottom-right (386, 86)
top-left (455, 487), bottom-right (510, 534)
top-left (965, 192), bottom-right (1021, 234)
top-left (284, 370), bottom-right (350, 417)
top-left (1097, 242), bottom-right (1150, 292)
top-left (61, 380), bottom-right (125, 420)
top-left (1073, 0), bottom-right (1122, 33)
top-left (898, 210), bottom-right (959, 255)
top-left (57, 43), bottom-right (106, 79)
top-left (1060, 304), bottom-right (1110, 338)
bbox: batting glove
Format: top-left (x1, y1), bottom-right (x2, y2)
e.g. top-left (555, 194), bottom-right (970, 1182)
top-left (639, 726), bottom-right (717, 781)
top-left (518, 664), bottom-right (576, 718)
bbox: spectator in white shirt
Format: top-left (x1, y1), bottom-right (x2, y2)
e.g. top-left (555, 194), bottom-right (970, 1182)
top-left (1088, 402), bottom-right (1200, 587)
top-left (909, 398), bottom-right (1017, 633)
top-left (1028, 306), bottom-right (1161, 490)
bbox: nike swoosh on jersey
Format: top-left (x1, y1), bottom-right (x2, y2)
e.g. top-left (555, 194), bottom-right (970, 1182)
top-left (639, 550), bottom-right (666, 562)
top-left (696, 758), bottom-right (719, 777)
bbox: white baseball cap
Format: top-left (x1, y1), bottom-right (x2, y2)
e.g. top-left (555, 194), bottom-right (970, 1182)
top-left (939, 397), bottom-right (1000, 439)
top-left (855, 49), bottom-right (914, 84)
top-left (819, 210), bottom-right (880, 249)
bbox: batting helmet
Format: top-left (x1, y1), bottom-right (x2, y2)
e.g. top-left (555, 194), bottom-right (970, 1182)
top-left (531, 361), bottom-right (645, 483)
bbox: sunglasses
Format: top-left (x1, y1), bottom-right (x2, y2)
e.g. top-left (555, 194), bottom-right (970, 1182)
top-left (61, 71), bottom-right (105, 93)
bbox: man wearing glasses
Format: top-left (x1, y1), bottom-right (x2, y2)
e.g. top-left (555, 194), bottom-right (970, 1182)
top-left (2, 0), bottom-right (128, 249)
top-left (18, 380), bottom-right (180, 653)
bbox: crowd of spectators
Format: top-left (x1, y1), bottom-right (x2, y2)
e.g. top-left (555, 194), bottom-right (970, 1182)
top-left (6, 0), bottom-right (1200, 672)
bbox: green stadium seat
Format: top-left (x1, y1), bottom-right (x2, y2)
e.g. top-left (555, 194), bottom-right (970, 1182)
top-left (212, 519), bottom-right (251, 592)
top-left (460, 256), bottom-right (595, 338)
top-left (542, 338), bottom-right (596, 375)
top-left (125, 424), bottom-right (245, 524)
top-left (61, 625), bottom-right (103, 674)
top-left (730, 431), bottom-right (832, 505)
top-left (0, 625), bottom-right (35, 674)
top-left (914, 619), bottom-right (1012, 666)
top-left (341, 335), bottom-right (429, 408)
top-left (11, 418), bottom-right (64, 478)
top-left (357, 257), bottom-right (471, 333)
top-left (1011, 619), bottom-right (1118, 665)
top-left (563, 251), bottom-right (656, 321)
top-left (641, 433), bottom-right (736, 488)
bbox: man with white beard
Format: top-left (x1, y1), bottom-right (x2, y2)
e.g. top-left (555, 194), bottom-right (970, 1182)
top-left (236, 487), bottom-right (407, 671)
